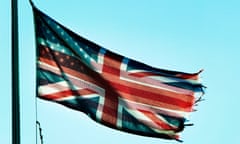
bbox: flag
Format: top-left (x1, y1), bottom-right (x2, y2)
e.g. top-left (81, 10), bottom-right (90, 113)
top-left (33, 6), bottom-right (204, 141)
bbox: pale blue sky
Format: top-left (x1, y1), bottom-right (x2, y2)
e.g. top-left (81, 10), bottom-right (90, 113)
top-left (1, 0), bottom-right (239, 144)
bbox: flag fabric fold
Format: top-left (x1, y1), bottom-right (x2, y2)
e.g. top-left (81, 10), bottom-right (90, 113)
top-left (33, 6), bottom-right (204, 141)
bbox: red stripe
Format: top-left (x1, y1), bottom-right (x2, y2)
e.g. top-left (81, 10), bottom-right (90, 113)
top-left (101, 93), bottom-right (118, 125)
top-left (176, 73), bottom-right (199, 80)
top-left (129, 71), bottom-right (162, 78)
top-left (101, 52), bottom-right (122, 125)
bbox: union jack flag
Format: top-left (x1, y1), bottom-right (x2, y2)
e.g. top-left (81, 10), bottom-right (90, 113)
top-left (33, 6), bottom-right (204, 141)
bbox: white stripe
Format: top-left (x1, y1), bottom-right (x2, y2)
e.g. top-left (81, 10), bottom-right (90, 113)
top-left (126, 108), bottom-right (152, 122)
top-left (127, 69), bottom-right (146, 73)
top-left (39, 81), bottom-right (73, 96)
top-left (55, 93), bottom-right (100, 101)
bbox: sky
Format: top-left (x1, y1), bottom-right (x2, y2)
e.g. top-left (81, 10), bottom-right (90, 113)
top-left (1, 0), bottom-right (240, 144)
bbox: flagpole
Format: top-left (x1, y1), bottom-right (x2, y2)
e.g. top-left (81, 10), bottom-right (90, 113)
top-left (11, 0), bottom-right (20, 144)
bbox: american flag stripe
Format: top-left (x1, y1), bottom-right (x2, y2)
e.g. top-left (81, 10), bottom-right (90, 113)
top-left (120, 70), bottom-right (195, 94)
top-left (39, 81), bottom-right (73, 95)
top-left (40, 88), bottom-right (97, 100)
top-left (34, 6), bottom-right (205, 141)
top-left (128, 71), bottom-right (201, 87)
top-left (129, 71), bottom-right (199, 80)
top-left (38, 35), bottom-right (199, 97)
top-left (39, 64), bottom-right (191, 116)
top-left (38, 60), bottom-right (107, 95)
top-left (38, 63), bottom-right (105, 96)
top-left (108, 81), bottom-right (193, 110)
top-left (126, 60), bottom-right (200, 80)
top-left (39, 55), bottom-right (194, 112)
top-left (38, 46), bottom-right (194, 122)
top-left (38, 47), bottom-right (193, 100)
top-left (39, 45), bottom-right (194, 102)
top-left (38, 60), bottom-right (191, 120)
top-left (119, 97), bottom-right (188, 118)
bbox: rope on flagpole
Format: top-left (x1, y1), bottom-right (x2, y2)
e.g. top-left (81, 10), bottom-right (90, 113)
top-left (29, 1), bottom-right (43, 144)
top-left (36, 121), bottom-right (44, 144)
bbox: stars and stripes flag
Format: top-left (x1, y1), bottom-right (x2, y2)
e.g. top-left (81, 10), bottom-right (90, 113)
top-left (33, 5), bottom-right (204, 141)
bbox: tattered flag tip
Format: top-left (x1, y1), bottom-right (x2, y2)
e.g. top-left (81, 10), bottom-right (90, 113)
top-left (197, 69), bottom-right (204, 74)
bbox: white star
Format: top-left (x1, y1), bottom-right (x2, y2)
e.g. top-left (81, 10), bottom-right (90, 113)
top-left (40, 41), bottom-right (45, 45)
top-left (50, 45), bottom-right (54, 49)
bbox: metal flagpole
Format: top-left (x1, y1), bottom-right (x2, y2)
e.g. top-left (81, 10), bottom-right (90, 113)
top-left (11, 0), bottom-right (20, 144)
